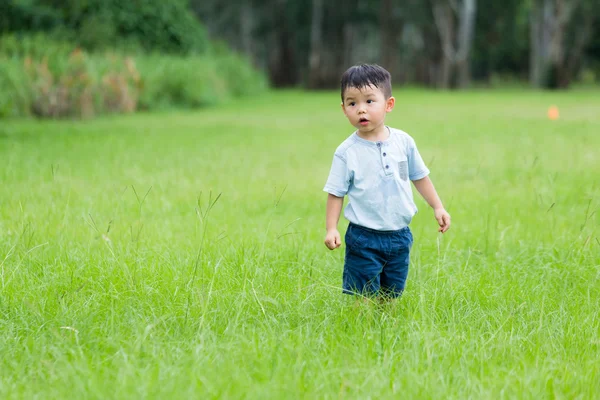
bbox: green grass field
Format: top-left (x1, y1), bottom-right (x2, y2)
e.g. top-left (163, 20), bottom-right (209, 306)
top-left (1, 89), bottom-right (599, 399)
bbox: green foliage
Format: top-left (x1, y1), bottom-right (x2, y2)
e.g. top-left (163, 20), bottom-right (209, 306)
top-left (0, 0), bottom-right (62, 33)
top-left (1, 0), bottom-right (209, 54)
top-left (77, 0), bottom-right (208, 53)
top-left (136, 56), bottom-right (227, 110)
top-left (0, 33), bottom-right (73, 58)
top-left (3, 0), bottom-right (600, 88)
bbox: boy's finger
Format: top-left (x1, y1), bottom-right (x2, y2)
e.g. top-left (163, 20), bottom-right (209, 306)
top-left (442, 222), bottom-right (449, 233)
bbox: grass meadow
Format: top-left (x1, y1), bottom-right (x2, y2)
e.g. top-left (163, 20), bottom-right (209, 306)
top-left (1, 89), bottom-right (599, 399)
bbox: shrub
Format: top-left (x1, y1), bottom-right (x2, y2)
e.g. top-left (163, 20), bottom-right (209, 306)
top-left (210, 46), bottom-right (268, 97)
top-left (136, 56), bottom-right (227, 110)
top-left (0, 37), bottom-right (267, 119)
top-left (0, 58), bottom-right (30, 118)
top-left (0, 48), bottom-right (141, 118)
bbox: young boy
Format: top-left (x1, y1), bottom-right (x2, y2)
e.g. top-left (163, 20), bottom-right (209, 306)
top-left (323, 64), bottom-right (450, 298)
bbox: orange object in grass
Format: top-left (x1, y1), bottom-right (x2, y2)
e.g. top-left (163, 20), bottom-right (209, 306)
top-left (547, 106), bottom-right (559, 120)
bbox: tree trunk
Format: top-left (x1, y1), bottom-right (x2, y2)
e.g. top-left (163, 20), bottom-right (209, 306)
top-left (456, 0), bottom-right (476, 88)
top-left (565, 10), bottom-right (594, 83)
top-left (308, 0), bottom-right (324, 89)
top-left (542, 0), bottom-right (557, 87)
top-left (433, 1), bottom-right (454, 88)
top-left (268, 0), bottom-right (297, 87)
top-left (433, 0), bottom-right (477, 89)
top-left (530, 0), bottom-right (580, 89)
top-left (529, 0), bottom-right (542, 86)
top-left (380, 0), bottom-right (395, 72)
top-left (343, 22), bottom-right (355, 69)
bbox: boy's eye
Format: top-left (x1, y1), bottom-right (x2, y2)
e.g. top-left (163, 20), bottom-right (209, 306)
top-left (349, 102), bottom-right (355, 106)
top-left (367, 99), bottom-right (373, 104)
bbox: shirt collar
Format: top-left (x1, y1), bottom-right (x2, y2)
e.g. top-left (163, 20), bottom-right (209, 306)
top-left (352, 126), bottom-right (392, 147)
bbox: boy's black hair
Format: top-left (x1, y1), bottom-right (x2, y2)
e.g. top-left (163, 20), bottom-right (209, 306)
top-left (340, 64), bottom-right (392, 101)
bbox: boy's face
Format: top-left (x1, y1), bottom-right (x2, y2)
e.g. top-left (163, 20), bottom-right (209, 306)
top-left (341, 85), bottom-right (395, 136)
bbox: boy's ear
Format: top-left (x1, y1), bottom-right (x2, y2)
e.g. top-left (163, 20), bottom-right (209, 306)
top-left (385, 96), bottom-right (395, 112)
top-left (341, 102), bottom-right (346, 114)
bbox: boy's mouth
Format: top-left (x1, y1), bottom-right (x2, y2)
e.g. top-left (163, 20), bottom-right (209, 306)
top-left (359, 117), bottom-right (369, 125)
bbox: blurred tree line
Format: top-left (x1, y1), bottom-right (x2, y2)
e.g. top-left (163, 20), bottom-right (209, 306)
top-left (0, 0), bottom-right (209, 53)
top-left (2, 0), bottom-right (599, 90)
top-left (194, 0), bottom-right (600, 89)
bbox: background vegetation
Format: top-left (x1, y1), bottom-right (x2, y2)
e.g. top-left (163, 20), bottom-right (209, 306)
top-left (0, 0), bottom-right (266, 118)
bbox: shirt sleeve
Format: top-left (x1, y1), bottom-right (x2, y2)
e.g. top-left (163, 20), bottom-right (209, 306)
top-left (407, 136), bottom-right (430, 181)
top-left (323, 153), bottom-right (350, 197)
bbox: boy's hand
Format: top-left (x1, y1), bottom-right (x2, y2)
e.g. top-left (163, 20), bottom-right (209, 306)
top-left (434, 208), bottom-right (451, 233)
top-left (324, 229), bottom-right (342, 250)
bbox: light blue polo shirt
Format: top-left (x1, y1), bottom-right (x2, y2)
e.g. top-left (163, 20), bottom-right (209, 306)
top-left (323, 126), bottom-right (430, 231)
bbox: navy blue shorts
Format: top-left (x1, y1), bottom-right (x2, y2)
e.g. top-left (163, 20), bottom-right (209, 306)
top-left (343, 223), bottom-right (413, 298)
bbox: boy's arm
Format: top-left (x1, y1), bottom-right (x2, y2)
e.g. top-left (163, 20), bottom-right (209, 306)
top-left (324, 194), bottom-right (344, 249)
top-left (412, 176), bottom-right (451, 233)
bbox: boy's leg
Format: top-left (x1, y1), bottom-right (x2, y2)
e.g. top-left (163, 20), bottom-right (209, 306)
top-left (380, 227), bottom-right (413, 298)
top-left (343, 224), bottom-right (385, 297)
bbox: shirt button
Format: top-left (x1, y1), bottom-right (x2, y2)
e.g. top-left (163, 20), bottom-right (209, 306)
top-left (385, 165), bottom-right (389, 169)
top-left (383, 152), bottom-right (386, 156)
top-left (376, 143), bottom-right (381, 147)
